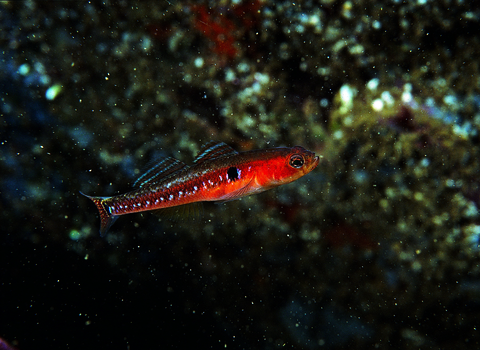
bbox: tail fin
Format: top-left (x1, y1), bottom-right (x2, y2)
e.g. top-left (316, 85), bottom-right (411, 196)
top-left (80, 191), bottom-right (119, 236)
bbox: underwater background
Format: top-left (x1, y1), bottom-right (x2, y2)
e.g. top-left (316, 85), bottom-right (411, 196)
top-left (1, 1), bottom-right (480, 349)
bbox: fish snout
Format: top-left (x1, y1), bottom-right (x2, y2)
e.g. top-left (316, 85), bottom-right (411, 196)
top-left (311, 155), bottom-right (320, 170)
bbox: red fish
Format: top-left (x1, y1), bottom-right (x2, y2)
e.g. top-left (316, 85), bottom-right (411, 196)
top-left (81, 141), bottom-right (319, 235)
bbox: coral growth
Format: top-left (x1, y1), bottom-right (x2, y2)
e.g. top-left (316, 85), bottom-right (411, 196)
top-left (192, 1), bottom-right (261, 60)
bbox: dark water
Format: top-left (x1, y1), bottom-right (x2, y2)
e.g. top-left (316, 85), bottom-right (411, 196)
top-left (2, 1), bottom-right (480, 349)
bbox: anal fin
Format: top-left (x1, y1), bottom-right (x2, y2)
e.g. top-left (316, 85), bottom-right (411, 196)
top-left (152, 202), bottom-right (204, 221)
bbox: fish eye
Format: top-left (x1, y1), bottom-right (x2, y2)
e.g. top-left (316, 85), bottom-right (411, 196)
top-left (289, 154), bottom-right (304, 168)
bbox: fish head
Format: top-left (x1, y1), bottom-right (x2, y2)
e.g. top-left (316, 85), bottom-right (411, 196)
top-left (282, 145), bottom-right (320, 180)
top-left (256, 146), bottom-right (320, 188)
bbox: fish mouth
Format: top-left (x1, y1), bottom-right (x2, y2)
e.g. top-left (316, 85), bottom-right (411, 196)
top-left (308, 155), bottom-right (320, 172)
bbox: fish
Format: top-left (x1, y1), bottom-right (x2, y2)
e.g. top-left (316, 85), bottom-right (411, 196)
top-left (81, 141), bottom-right (319, 236)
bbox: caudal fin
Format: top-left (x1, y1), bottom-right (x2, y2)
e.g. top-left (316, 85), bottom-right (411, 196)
top-left (80, 191), bottom-right (119, 236)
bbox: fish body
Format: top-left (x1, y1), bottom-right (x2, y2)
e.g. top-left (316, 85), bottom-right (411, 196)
top-left (81, 141), bottom-right (319, 235)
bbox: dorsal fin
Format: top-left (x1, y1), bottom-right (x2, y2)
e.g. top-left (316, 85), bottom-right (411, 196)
top-left (193, 141), bottom-right (239, 164)
top-left (133, 157), bottom-right (187, 188)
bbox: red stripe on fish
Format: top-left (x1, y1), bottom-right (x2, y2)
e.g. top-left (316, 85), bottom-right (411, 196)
top-left (81, 141), bottom-right (319, 236)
